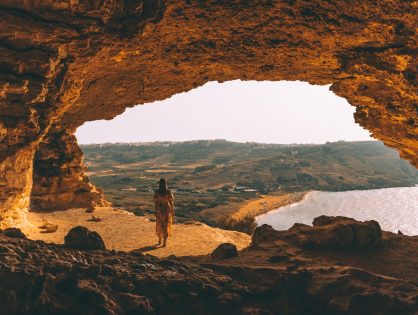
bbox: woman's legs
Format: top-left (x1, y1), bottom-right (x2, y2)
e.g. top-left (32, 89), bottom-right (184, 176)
top-left (162, 229), bottom-right (168, 247)
top-left (156, 219), bottom-right (163, 245)
top-left (160, 212), bottom-right (170, 246)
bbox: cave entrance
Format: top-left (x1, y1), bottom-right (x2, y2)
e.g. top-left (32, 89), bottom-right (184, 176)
top-left (25, 80), bottom-right (418, 245)
top-left (68, 80), bottom-right (418, 238)
top-left (31, 80), bottom-right (374, 213)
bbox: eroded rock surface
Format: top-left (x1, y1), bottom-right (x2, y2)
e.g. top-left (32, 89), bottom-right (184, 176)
top-left (253, 216), bottom-right (383, 248)
top-left (1, 216), bottom-right (417, 314)
top-left (211, 242), bottom-right (238, 260)
top-left (31, 129), bottom-right (108, 211)
top-left (0, 1), bottom-right (417, 226)
top-left (2, 227), bottom-right (27, 239)
top-left (64, 226), bottom-right (106, 250)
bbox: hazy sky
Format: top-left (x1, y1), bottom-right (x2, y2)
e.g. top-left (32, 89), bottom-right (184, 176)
top-left (76, 80), bottom-right (373, 144)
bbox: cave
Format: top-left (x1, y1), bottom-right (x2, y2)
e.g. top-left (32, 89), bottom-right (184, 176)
top-left (0, 0), bottom-right (417, 229)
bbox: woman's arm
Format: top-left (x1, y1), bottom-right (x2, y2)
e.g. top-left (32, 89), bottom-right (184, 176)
top-left (169, 192), bottom-right (175, 216)
top-left (153, 192), bottom-right (159, 216)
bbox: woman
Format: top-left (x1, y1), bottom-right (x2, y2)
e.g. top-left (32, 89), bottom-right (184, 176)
top-left (153, 178), bottom-right (174, 247)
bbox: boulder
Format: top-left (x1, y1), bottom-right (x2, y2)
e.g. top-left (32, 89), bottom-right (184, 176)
top-left (211, 243), bottom-right (238, 260)
top-left (64, 226), bottom-right (105, 250)
top-left (42, 224), bottom-right (59, 233)
top-left (251, 224), bottom-right (280, 246)
top-left (353, 220), bottom-right (381, 246)
top-left (252, 216), bottom-right (382, 249)
top-left (290, 216), bottom-right (382, 248)
top-left (3, 228), bottom-right (27, 239)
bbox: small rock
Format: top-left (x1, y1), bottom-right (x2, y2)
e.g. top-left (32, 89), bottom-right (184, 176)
top-left (251, 224), bottom-right (279, 246)
top-left (64, 226), bottom-right (105, 250)
top-left (133, 209), bottom-right (145, 216)
top-left (397, 230), bottom-right (403, 235)
top-left (91, 215), bottom-right (102, 222)
top-left (211, 243), bottom-right (238, 260)
top-left (44, 224), bottom-right (58, 233)
top-left (3, 228), bottom-right (27, 239)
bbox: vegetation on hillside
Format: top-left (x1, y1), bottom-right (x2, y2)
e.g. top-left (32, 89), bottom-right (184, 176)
top-left (81, 140), bottom-right (418, 229)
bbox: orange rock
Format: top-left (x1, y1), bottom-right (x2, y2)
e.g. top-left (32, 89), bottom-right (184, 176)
top-left (0, 1), bottom-right (416, 226)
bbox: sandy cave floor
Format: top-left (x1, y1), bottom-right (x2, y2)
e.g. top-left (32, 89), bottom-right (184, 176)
top-left (20, 207), bottom-right (250, 257)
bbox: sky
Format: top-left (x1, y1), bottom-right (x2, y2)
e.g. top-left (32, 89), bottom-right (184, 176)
top-left (76, 80), bottom-right (373, 144)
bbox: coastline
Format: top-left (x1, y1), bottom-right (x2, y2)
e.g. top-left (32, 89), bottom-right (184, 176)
top-left (231, 191), bottom-right (308, 221)
top-left (255, 186), bottom-right (418, 235)
top-left (221, 191), bottom-right (308, 234)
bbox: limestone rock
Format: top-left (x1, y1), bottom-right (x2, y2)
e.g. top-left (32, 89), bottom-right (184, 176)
top-left (0, 220), bottom-right (417, 315)
top-left (2, 228), bottom-right (27, 239)
top-left (90, 215), bottom-right (102, 222)
top-left (44, 224), bottom-right (59, 233)
top-left (286, 216), bottom-right (382, 248)
top-left (252, 216), bottom-right (382, 249)
top-left (211, 243), bottom-right (238, 260)
top-left (115, 292), bottom-right (153, 314)
top-left (0, 0), bottom-right (417, 227)
top-left (312, 215), bottom-right (382, 247)
top-left (252, 224), bottom-right (280, 246)
top-left (64, 226), bottom-right (105, 250)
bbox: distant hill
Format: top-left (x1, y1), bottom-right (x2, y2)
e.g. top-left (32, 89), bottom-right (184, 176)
top-left (80, 140), bottom-right (418, 228)
top-left (82, 140), bottom-right (417, 190)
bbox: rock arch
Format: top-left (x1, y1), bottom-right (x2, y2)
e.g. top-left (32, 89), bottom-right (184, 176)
top-left (0, 0), bottom-right (416, 227)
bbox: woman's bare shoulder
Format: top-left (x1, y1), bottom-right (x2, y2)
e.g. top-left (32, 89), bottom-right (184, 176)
top-left (167, 190), bottom-right (174, 199)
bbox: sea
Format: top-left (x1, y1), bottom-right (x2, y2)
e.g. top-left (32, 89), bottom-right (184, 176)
top-left (256, 186), bottom-right (418, 236)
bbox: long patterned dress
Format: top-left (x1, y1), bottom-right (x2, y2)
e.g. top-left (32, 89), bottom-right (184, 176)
top-left (153, 190), bottom-right (174, 240)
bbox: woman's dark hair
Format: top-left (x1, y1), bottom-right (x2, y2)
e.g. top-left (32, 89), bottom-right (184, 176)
top-left (158, 178), bottom-right (168, 194)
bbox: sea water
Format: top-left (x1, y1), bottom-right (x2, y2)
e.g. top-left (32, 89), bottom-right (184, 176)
top-left (256, 186), bottom-right (418, 235)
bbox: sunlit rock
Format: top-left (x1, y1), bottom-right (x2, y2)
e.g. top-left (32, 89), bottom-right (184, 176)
top-left (0, 1), bottom-right (416, 226)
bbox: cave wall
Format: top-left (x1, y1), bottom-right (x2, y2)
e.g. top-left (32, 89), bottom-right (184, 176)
top-left (0, 0), bottom-right (416, 227)
top-left (31, 128), bottom-right (108, 211)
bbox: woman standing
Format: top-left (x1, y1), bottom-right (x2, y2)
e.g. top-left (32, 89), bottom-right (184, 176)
top-left (153, 178), bottom-right (174, 247)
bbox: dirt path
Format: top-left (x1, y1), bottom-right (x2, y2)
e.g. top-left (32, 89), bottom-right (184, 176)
top-left (21, 208), bottom-right (250, 257)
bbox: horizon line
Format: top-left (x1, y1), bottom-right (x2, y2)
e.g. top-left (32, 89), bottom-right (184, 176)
top-left (79, 139), bottom-right (379, 146)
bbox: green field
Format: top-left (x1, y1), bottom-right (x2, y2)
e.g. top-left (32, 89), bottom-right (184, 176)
top-left (81, 140), bottom-right (418, 228)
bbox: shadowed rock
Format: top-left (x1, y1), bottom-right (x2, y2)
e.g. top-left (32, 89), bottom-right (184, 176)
top-left (0, 0), bottom-right (417, 228)
top-left (308, 215), bottom-right (382, 247)
top-left (251, 224), bottom-right (280, 246)
top-left (64, 226), bottom-right (105, 250)
top-left (115, 292), bottom-right (153, 314)
top-left (252, 216), bottom-right (382, 249)
top-left (211, 243), bottom-right (238, 260)
top-left (3, 228), bottom-right (27, 239)
top-left (0, 216), bottom-right (417, 315)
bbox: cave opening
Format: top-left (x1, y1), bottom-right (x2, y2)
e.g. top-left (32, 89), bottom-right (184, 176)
top-left (35, 80), bottom-right (410, 234)
top-left (32, 80), bottom-right (375, 214)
